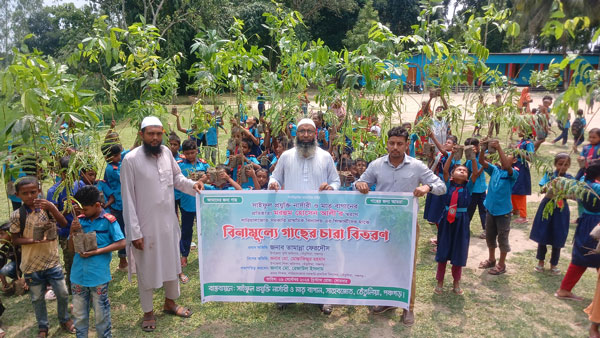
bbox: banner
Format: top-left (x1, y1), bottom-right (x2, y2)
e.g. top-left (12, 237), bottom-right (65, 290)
top-left (197, 191), bottom-right (417, 309)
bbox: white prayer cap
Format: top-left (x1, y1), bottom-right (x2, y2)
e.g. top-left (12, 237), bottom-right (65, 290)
top-left (297, 118), bottom-right (316, 129)
top-left (140, 116), bottom-right (163, 129)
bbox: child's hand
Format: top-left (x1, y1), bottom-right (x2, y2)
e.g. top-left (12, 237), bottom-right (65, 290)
top-left (33, 199), bottom-right (55, 212)
top-left (489, 140), bottom-right (500, 150)
top-left (246, 166), bottom-right (256, 177)
top-left (110, 120), bottom-right (116, 129)
top-left (70, 219), bottom-right (82, 234)
top-left (79, 249), bottom-right (99, 258)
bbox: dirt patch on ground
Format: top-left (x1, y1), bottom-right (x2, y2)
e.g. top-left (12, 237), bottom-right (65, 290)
top-left (466, 227), bottom-right (534, 271)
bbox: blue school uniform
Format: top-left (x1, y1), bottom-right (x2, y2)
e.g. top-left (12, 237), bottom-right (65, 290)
top-left (288, 123), bottom-right (297, 137)
top-left (576, 143), bottom-right (600, 180)
top-left (47, 179), bottom-right (86, 237)
top-left (104, 163), bottom-right (123, 210)
top-left (483, 164), bottom-right (519, 216)
top-left (436, 180), bottom-right (474, 266)
top-left (530, 172), bottom-right (573, 248)
top-left (178, 159), bottom-right (209, 213)
top-left (225, 153), bottom-right (260, 189)
top-left (581, 144), bottom-right (600, 164)
top-left (317, 127), bottom-right (329, 150)
top-left (409, 133), bottom-right (418, 158)
top-left (512, 138), bottom-right (534, 195)
top-left (424, 152), bottom-right (457, 223)
top-left (572, 178), bottom-right (600, 268)
top-left (172, 153), bottom-right (183, 202)
top-left (247, 126), bottom-right (262, 157)
top-left (204, 184), bottom-right (236, 191)
top-left (94, 180), bottom-right (112, 207)
top-left (70, 212), bottom-right (124, 287)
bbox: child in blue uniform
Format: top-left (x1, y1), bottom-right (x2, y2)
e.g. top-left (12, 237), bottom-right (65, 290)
top-left (230, 139), bottom-right (261, 189)
top-left (177, 140), bottom-right (209, 282)
top-left (530, 153), bottom-right (573, 275)
top-left (203, 166), bottom-right (242, 190)
top-left (576, 128), bottom-right (600, 180)
top-left (556, 160), bottom-right (600, 301)
top-left (425, 133), bottom-right (458, 226)
top-left (464, 138), bottom-right (487, 238)
top-left (102, 143), bottom-right (129, 271)
top-left (434, 145), bottom-right (480, 295)
top-left (401, 122), bottom-right (419, 158)
top-left (512, 130), bottom-right (535, 224)
top-left (478, 140), bottom-right (519, 275)
top-left (69, 186), bottom-right (125, 337)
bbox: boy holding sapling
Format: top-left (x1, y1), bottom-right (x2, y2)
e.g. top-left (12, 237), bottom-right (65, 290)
top-left (478, 140), bottom-right (519, 276)
top-left (69, 185), bottom-right (125, 337)
top-left (10, 176), bottom-right (74, 336)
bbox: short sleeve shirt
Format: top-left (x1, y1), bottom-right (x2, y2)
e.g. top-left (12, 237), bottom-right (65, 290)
top-left (70, 212), bottom-right (125, 287)
top-left (9, 207), bottom-right (61, 274)
top-left (483, 164), bottom-right (519, 216)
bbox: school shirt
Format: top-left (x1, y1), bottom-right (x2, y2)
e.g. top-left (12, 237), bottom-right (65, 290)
top-left (95, 180), bottom-right (112, 206)
top-left (172, 153), bottom-right (183, 202)
top-left (70, 212), bottom-right (124, 287)
top-left (409, 133), bottom-right (419, 158)
top-left (516, 138), bottom-right (535, 164)
top-left (9, 206), bottom-right (61, 274)
top-left (288, 123), bottom-right (297, 137)
top-left (317, 127), bottom-right (330, 150)
top-left (465, 155), bottom-right (487, 194)
top-left (203, 184), bottom-right (236, 190)
top-left (104, 162), bottom-right (122, 210)
top-left (47, 179), bottom-right (86, 237)
top-left (178, 159), bottom-right (209, 212)
top-left (581, 144), bottom-right (600, 163)
top-left (356, 154), bottom-right (446, 195)
top-left (483, 164), bottom-right (519, 216)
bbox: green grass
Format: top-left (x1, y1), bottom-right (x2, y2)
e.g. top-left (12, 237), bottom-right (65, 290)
top-left (0, 106), bottom-right (596, 337)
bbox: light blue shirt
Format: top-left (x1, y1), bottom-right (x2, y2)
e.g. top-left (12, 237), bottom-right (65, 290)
top-left (178, 159), bottom-right (210, 212)
top-left (356, 155), bottom-right (446, 195)
top-left (483, 164), bottom-right (519, 216)
top-left (465, 154), bottom-right (487, 193)
top-left (70, 212), bottom-right (124, 287)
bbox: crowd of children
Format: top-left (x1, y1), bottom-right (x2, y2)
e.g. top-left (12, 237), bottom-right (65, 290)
top-left (3, 91), bottom-right (600, 336)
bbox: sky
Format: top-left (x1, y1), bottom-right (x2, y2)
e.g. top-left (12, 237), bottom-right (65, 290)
top-left (43, 0), bottom-right (88, 7)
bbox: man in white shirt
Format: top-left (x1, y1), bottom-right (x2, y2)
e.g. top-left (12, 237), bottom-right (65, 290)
top-left (268, 118), bottom-right (340, 314)
top-left (268, 119), bottom-right (340, 191)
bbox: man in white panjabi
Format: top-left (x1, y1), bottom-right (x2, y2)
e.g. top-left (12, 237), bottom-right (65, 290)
top-left (121, 116), bottom-right (203, 332)
top-left (268, 118), bottom-right (340, 314)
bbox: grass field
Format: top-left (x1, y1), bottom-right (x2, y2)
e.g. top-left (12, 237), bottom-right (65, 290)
top-left (0, 94), bottom-right (597, 337)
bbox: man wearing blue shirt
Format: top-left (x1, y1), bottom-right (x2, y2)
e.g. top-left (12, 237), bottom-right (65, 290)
top-left (478, 140), bottom-right (519, 276)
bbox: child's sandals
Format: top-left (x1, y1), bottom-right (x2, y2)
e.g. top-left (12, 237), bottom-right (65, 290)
top-left (478, 259), bottom-right (496, 269)
top-left (534, 265), bottom-right (544, 273)
top-left (452, 287), bottom-right (464, 296)
top-left (433, 286), bottom-right (443, 295)
top-left (550, 267), bottom-right (561, 275)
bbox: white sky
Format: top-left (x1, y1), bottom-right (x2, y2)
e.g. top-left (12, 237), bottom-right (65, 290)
top-left (43, 0), bottom-right (88, 7)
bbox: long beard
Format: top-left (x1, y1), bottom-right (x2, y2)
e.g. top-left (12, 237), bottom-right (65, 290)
top-left (143, 142), bottom-right (162, 156)
top-left (295, 137), bottom-right (317, 158)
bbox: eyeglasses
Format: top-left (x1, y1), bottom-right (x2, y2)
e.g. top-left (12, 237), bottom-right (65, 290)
top-left (296, 129), bottom-right (315, 135)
